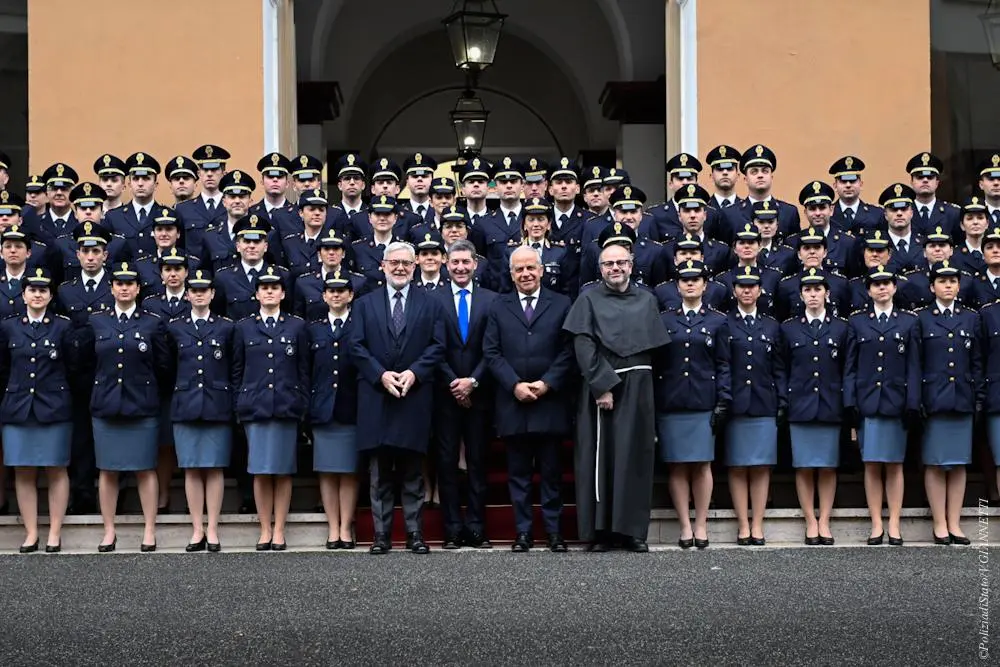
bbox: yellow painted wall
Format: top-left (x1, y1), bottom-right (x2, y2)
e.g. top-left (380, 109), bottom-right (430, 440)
top-left (697, 0), bottom-right (930, 209)
top-left (28, 0), bottom-right (266, 196)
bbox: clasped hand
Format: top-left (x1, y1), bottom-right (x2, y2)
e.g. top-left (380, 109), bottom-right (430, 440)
top-left (381, 370), bottom-right (416, 398)
top-left (514, 381), bottom-right (549, 403)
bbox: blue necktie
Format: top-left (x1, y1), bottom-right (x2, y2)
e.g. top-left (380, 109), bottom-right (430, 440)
top-left (458, 289), bottom-right (470, 343)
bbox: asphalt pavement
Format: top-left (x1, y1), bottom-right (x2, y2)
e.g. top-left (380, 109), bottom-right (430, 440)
top-left (0, 547), bottom-right (993, 666)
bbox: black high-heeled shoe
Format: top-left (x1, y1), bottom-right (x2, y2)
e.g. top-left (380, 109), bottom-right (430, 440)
top-left (887, 535), bottom-right (903, 546)
top-left (805, 535), bottom-right (820, 546)
top-left (140, 542), bottom-right (157, 553)
top-left (185, 537), bottom-right (207, 553)
top-left (678, 537), bottom-right (694, 549)
top-left (207, 541), bottom-right (221, 553)
top-left (340, 540), bottom-right (356, 550)
top-left (45, 541), bottom-right (61, 553)
top-left (867, 532), bottom-right (884, 546)
top-left (271, 541), bottom-right (287, 551)
top-left (19, 540), bottom-right (39, 554)
top-left (694, 538), bottom-right (709, 549)
top-left (98, 537), bottom-right (117, 553)
top-left (326, 539), bottom-right (342, 550)
top-left (750, 536), bottom-right (766, 546)
top-left (949, 533), bottom-right (971, 545)
top-left (819, 535), bottom-right (835, 546)
top-left (933, 534), bottom-right (951, 545)
top-left (736, 535), bottom-right (752, 546)
top-left (256, 540), bottom-right (272, 551)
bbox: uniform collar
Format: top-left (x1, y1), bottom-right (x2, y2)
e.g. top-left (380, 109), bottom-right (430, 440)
top-left (115, 305), bottom-right (136, 320)
top-left (935, 299), bottom-right (955, 315)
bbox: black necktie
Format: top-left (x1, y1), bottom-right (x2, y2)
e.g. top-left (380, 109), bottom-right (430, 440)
top-left (973, 249), bottom-right (983, 260)
top-left (944, 309), bottom-right (953, 319)
top-left (810, 319), bottom-right (821, 331)
top-left (307, 238), bottom-right (315, 247)
top-left (195, 318), bottom-right (205, 330)
top-left (508, 211), bottom-right (516, 226)
top-left (993, 210), bottom-right (1000, 225)
top-left (721, 199), bottom-right (732, 208)
top-left (531, 242), bottom-right (541, 249)
top-left (416, 205), bottom-right (426, 217)
top-left (86, 279), bottom-right (96, 293)
top-left (994, 278), bottom-right (1000, 292)
top-left (333, 317), bottom-right (343, 335)
top-left (919, 206), bottom-right (930, 224)
top-left (686, 310), bottom-right (695, 322)
top-left (472, 214), bottom-right (481, 225)
top-left (266, 316), bottom-right (275, 329)
top-left (30, 321), bottom-right (39, 330)
top-left (745, 315), bottom-right (754, 327)
top-left (559, 214), bottom-right (569, 227)
top-left (8, 278), bottom-right (19, 291)
top-left (376, 243), bottom-right (386, 254)
top-left (120, 313), bottom-right (129, 324)
top-left (878, 313), bottom-right (888, 325)
top-left (249, 268), bottom-right (259, 279)
top-left (897, 239), bottom-right (907, 253)
top-left (425, 282), bottom-right (436, 291)
top-left (844, 209), bottom-right (855, 226)
top-left (138, 207), bottom-right (148, 225)
top-left (169, 296), bottom-right (179, 306)
top-left (207, 199), bottom-right (215, 214)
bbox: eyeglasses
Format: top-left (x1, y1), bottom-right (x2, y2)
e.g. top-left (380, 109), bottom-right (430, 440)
top-left (599, 259), bottom-right (632, 269)
top-left (384, 259), bottom-right (415, 268)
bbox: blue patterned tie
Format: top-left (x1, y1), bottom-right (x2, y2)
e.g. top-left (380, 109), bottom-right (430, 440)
top-left (392, 292), bottom-right (405, 335)
top-left (458, 289), bottom-right (470, 343)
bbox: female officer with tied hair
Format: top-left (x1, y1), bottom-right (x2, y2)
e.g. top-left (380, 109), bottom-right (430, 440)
top-left (233, 266), bottom-right (310, 551)
top-left (167, 269), bottom-right (236, 552)
top-left (781, 268), bottom-right (849, 545)
top-left (844, 265), bottom-right (917, 545)
top-left (655, 259), bottom-right (730, 549)
top-left (497, 198), bottom-right (571, 295)
top-left (308, 271), bottom-right (359, 549)
top-left (87, 261), bottom-right (171, 552)
top-left (724, 265), bottom-right (786, 546)
top-left (0, 267), bottom-right (74, 552)
top-left (909, 259), bottom-right (981, 545)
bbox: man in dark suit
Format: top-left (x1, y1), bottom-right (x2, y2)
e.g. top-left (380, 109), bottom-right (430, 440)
top-left (432, 239), bottom-right (498, 549)
top-left (350, 241), bottom-right (446, 555)
top-left (483, 245), bottom-right (575, 553)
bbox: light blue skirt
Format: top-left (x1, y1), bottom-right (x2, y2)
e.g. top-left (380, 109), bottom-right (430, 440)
top-left (656, 411), bottom-right (714, 463)
top-left (988, 416), bottom-right (1000, 466)
top-left (174, 423), bottom-right (232, 468)
top-left (245, 420), bottom-right (297, 475)
top-left (313, 421), bottom-right (358, 473)
top-left (725, 416), bottom-right (777, 467)
top-left (922, 413), bottom-right (972, 467)
top-left (858, 416), bottom-right (907, 463)
top-left (93, 416), bottom-right (159, 471)
top-left (2, 419), bottom-right (71, 467)
top-left (789, 423), bottom-right (840, 468)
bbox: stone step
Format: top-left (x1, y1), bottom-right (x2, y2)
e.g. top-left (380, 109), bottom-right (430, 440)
top-left (0, 506), bottom-right (994, 552)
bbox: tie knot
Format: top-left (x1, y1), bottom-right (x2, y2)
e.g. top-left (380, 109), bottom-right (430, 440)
top-left (745, 315), bottom-right (754, 326)
top-left (120, 313), bottom-right (129, 323)
top-left (195, 318), bottom-right (205, 328)
top-left (333, 318), bottom-right (343, 328)
top-left (266, 316), bottom-right (275, 327)
top-left (508, 211), bottom-right (516, 220)
top-left (879, 313), bottom-right (888, 323)
top-left (524, 295), bottom-right (534, 305)
top-left (531, 242), bottom-right (541, 249)
top-left (249, 268), bottom-right (259, 277)
top-left (559, 214), bottom-right (569, 223)
top-left (686, 310), bottom-right (695, 319)
top-left (459, 288), bottom-right (469, 297)
top-left (394, 291), bottom-right (403, 301)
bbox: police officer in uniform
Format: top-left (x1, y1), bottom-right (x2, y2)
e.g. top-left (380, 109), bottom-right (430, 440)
top-left (973, 223), bottom-right (1000, 308)
top-left (953, 195), bottom-right (990, 276)
top-left (720, 145), bottom-right (801, 240)
top-left (581, 186), bottom-right (667, 288)
top-left (878, 183), bottom-right (926, 276)
top-left (35, 163), bottom-right (79, 247)
top-left (401, 153), bottom-right (437, 221)
top-left (23, 174), bottom-right (47, 220)
top-left (897, 226), bottom-right (977, 310)
top-left (790, 180), bottom-right (858, 277)
top-left (94, 154), bottom-right (127, 212)
top-left (199, 169), bottom-right (253, 274)
top-left (704, 145), bottom-right (744, 235)
top-left (725, 266), bottom-right (787, 546)
top-left (654, 259), bottom-right (730, 549)
top-left (308, 272), bottom-right (360, 549)
top-left (167, 270), bottom-right (235, 553)
top-left (582, 166), bottom-right (611, 221)
top-left (413, 234), bottom-right (449, 293)
top-left (843, 265), bottom-right (916, 545)
top-left (351, 195), bottom-right (404, 289)
top-left (653, 234), bottom-right (728, 311)
top-left (232, 267), bottom-right (309, 550)
top-left (176, 145), bottom-right (230, 254)
top-left (909, 260), bottom-right (980, 545)
top-left (497, 198), bottom-right (572, 295)
top-left (775, 228), bottom-right (851, 321)
top-left (781, 269), bottom-right (849, 545)
top-left (293, 229), bottom-right (365, 322)
top-left (134, 208), bottom-right (200, 295)
top-left (715, 223), bottom-right (780, 316)
top-left (104, 152), bottom-right (164, 258)
top-left (649, 153), bottom-right (716, 241)
top-left (848, 232), bottom-right (901, 311)
top-left (213, 214), bottom-right (291, 328)
top-left (163, 155), bottom-right (199, 206)
top-left (906, 152), bottom-right (962, 241)
top-left (479, 157), bottom-right (524, 287)
top-left (57, 222), bottom-right (115, 515)
top-left (87, 261), bottom-right (171, 552)
top-left (290, 154), bottom-right (323, 195)
top-left (0, 223), bottom-right (32, 320)
top-left (828, 156), bottom-right (884, 234)
top-left (281, 188), bottom-right (330, 281)
top-left (752, 201), bottom-right (797, 276)
top-left (661, 184), bottom-right (733, 275)
top-left (546, 158), bottom-right (586, 283)
top-left (251, 152), bottom-right (299, 238)
top-left (439, 206), bottom-right (489, 285)
top-left (0, 268), bottom-right (74, 552)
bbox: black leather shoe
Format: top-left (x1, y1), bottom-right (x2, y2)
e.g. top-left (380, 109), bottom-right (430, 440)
top-left (256, 540), bottom-right (272, 551)
top-left (678, 537), bottom-right (694, 549)
top-left (341, 540), bottom-right (356, 550)
top-left (804, 535), bottom-right (820, 546)
top-left (750, 536), bottom-right (766, 546)
top-left (369, 533), bottom-right (391, 555)
top-left (511, 532), bottom-right (532, 552)
top-left (694, 538), bottom-right (709, 550)
top-left (45, 541), bottom-right (61, 554)
top-left (185, 537), bottom-right (207, 553)
top-left (441, 534), bottom-right (461, 550)
top-left (888, 535), bottom-right (903, 546)
top-left (19, 540), bottom-right (38, 554)
top-left (867, 532), bottom-right (884, 546)
top-left (326, 539), bottom-right (342, 550)
top-left (406, 532), bottom-right (429, 554)
top-left (933, 534), bottom-right (951, 545)
top-left (207, 542), bottom-right (221, 552)
top-left (462, 529), bottom-right (492, 549)
top-left (949, 533), bottom-right (971, 545)
top-left (271, 542), bottom-right (287, 551)
top-left (736, 535), bottom-right (752, 546)
top-left (625, 537), bottom-right (649, 553)
top-left (98, 537), bottom-right (116, 553)
top-left (140, 542), bottom-right (156, 553)
top-left (819, 535), bottom-right (835, 546)
top-left (547, 533), bottom-right (567, 553)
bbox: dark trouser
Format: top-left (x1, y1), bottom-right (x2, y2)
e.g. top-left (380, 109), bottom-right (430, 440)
top-left (69, 385), bottom-right (96, 505)
top-left (436, 405), bottom-right (490, 536)
top-left (368, 448), bottom-right (424, 535)
top-left (504, 434), bottom-right (562, 535)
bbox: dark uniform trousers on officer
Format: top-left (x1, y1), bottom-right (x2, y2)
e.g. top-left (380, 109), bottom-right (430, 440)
top-left (432, 284), bottom-right (498, 541)
top-left (350, 287), bottom-right (446, 538)
top-left (56, 273), bottom-right (113, 509)
top-left (483, 287), bottom-right (575, 539)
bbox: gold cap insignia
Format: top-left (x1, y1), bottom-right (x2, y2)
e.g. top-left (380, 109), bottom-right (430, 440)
top-left (609, 168), bottom-right (617, 176)
top-left (234, 171), bottom-right (243, 183)
top-left (136, 153), bottom-right (145, 165)
top-left (333, 270), bottom-right (341, 279)
top-left (624, 186), bottom-right (632, 198)
top-left (380, 195), bottom-right (388, 204)
top-left (845, 157), bottom-right (854, 169)
top-left (161, 208), bottom-right (169, 217)
top-left (0, 191), bottom-right (7, 203)
top-left (503, 157), bottom-right (511, 169)
top-left (874, 230), bottom-right (883, 239)
top-left (347, 154), bottom-right (356, 166)
top-left (614, 222), bottom-right (622, 233)
top-left (249, 215), bottom-right (258, 227)
top-left (973, 196), bottom-right (981, 205)
top-left (592, 167), bottom-right (600, 177)
top-left (266, 266), bottom-right (275, 276)
top-left (755, 145), bottom-right (764, 157)
top-left (809, 268), bottom-right (818, 276)
top-left (196, 270), bottom-right (203, 279)
top-left (877, 264), bottom-right (885, 272)
top-left (744, 223), bottom-right (753, 232)
top-left (205, 146), bottom-right (214, 158)
top-left (719, 147), bottom-right (727, 157)
top-left (35, 267), bottom-right (43, 278)
top-left (84, 222), bottom-right (93, 234)
top-left (560, 157), bottom-right (569, 168)
top-left (414, 153), bottom-right (423, 164)
top-left (380, 158), bottom-right (389, 169)
top-left (812, 181), bottom-right (822, 193)
top-left (686, 184), bottom-right (696, 196)
top-left (424, 233), bottom-right (432, 242)
top-left (686, 260), bottom-right (694, 269)
top-left (680, 154), bottom-right (688, 166)
top-left (83, 183), bottom-right (92, 196)
top-left (530, 158), bottom-right (538, 170)
top-left (103, 155), bottom-right (111, 166)
top-left (744, 266), bottom-right (753, 275)
top-left (921, 153), bottom-right (930, 166)
top-left (10, 224), bottom-right (18, 232)
top-left (472, 158), bottom-right (480, 169)
top-left (894, 184), bottom-right (903, 197)
top-left (762, 201), bottom-right (772, 211)
top-left (943, 260), bottom-right (950, 268)
top-left (314, 189), bottom-right (322, 197)
top-left (936, 226), bottom-right (943, 234)
top-left (176, 157), bottom-right (184, 168)
top-left (56, 164), bottom-right (65, 177)
top-left (169, 248), bottom-right (179, 257)
top-left (993, 155), bottom-right (1000, 167)
top-left (300, 155), bottom-right (308, 167)
top-left (121, 262), bottom-right (129, 271)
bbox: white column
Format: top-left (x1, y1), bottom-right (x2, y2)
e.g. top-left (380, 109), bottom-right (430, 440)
top-left (620, 124), bottom-right (666, 200)
top-left (262, 0), bottom-right (280, 152)
top-left (678, 0), bottom-right (698, 155)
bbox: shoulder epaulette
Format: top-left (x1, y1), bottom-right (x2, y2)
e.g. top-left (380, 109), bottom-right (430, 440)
top-left (779, 274), bottom-right (796, 282)
top-left (287, 314), bottom-right (303, 321)
top-left (237, 314), bottom-right (256, 322)
top-left (54, 314), bottom-right (70, 321)
top-left (848, 308), bottom-right (866, 317)
top-left (899, 309), bottom-right (917, 316)
top-left (914, 305), bottom-right (931, 313)
top-left (706, 306), bottom-right (724, 316)
top-left (947, 201), bottom-right (960, 208)
top-left (833, 315), bottom-right (848, 323)
top-left (281, 232), bottom-right (299, 241)
top-left (781, 316), bottom-right (797, 324)
top-left (352, 238), bottom-right (368, 245)
top-left (144, 311), bottom-right (161, 318)
top-left (58, 278), bottom-right (79, 289)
